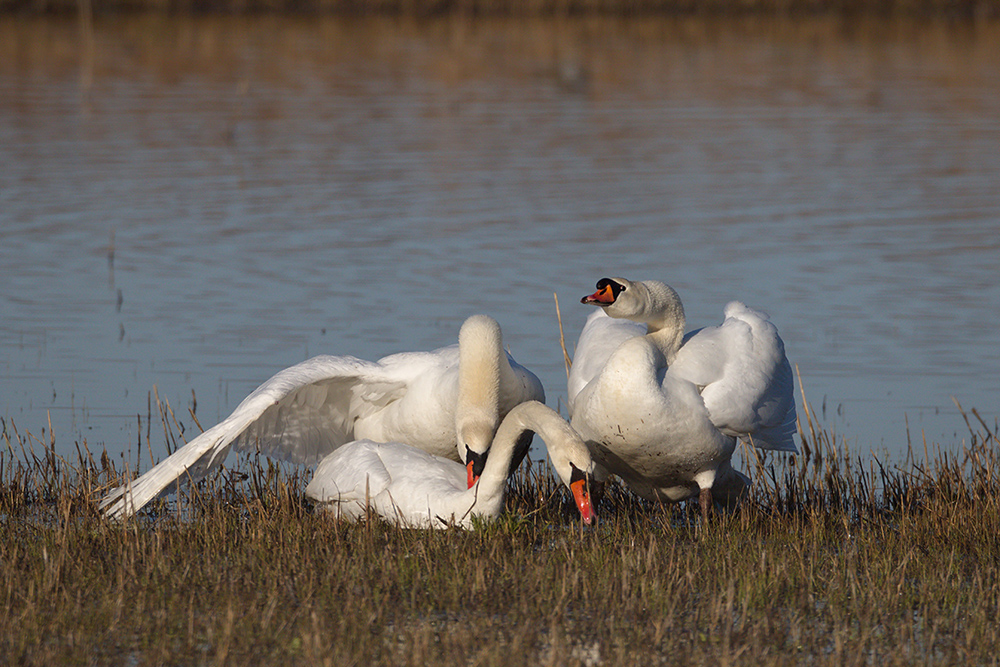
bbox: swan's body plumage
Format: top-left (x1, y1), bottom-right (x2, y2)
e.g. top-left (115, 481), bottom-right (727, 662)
top-left (568, 278), bottom-right (797, 510)
top-left (566, 311), bottom-right (645, 410)
top-left (305, 401), bottom-right (597, 529)
top-left (101, 315), bottom-right (543, 519)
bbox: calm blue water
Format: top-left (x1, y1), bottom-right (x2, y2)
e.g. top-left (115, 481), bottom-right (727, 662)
top-left (2, 16), bottom-right (998, 468)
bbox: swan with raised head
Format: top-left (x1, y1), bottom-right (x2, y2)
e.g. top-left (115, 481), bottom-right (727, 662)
top-left (568, 277), bottom-right (797, 521)
top-left (305, 401), bottom-right (597, 529)
top-left (100, 314), bottom-right (543, 519)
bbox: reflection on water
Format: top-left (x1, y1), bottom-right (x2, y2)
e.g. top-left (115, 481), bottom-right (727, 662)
top-left (1, 15), bottom-right (998, 464)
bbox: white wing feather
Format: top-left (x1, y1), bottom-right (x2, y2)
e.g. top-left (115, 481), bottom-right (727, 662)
top-left (670, 302), bottom-right (797, 451)
top-left (102, 331), bottom-right (544, 519)
top-left (568, 302), bottom-right (797, 453)
top-left (101, 353), bottom-right (445, 519)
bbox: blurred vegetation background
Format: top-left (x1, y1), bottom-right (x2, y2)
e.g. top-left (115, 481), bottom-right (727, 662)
top-left (2, 0), bottom-right (998, 18)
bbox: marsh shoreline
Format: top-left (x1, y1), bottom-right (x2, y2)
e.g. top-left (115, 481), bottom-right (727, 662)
top-left (3, 0), bottom-right (998, 18)
top-left (3, 406), bottom-right (1000, 665)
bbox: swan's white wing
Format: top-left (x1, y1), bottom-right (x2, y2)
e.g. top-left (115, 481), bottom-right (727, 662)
top-left (236, 349), bottom-right (468, 463)
top-left (102, 320), bottom-right (536, 520)
top-left (347, 347), bottom-right (463, 458)
top-left (567, 310), bottom-right (646, 415)
top-left (305, 440), bottom-right (393, 518)
top-left (99, 415), bottom-right (249, 520)
top-left (101, 355), bottom-right (410, 519)
top-left (369, 444), bottom-right (472, 527)
top-left (306, 441), bottom-right (467, 527)
top-left (506, 353), bottom-right (546, 408)
top-left (233, 355), bottom-right (411, 464)
top-left (670, 302), bottom-right (797, 452)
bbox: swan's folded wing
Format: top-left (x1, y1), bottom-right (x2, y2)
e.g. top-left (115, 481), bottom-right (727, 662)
top-left (373, 444), bottom-right (467, 495)
top-left (369, 443), bottom-right (469, 527)
top-left (306, 441), bottom-right (465, 526)
top-left (740, 359), bottom-right (798, 452)
top-left (100, 355), bottom-right (406, 519)
top-left (567, 310), bottom-right (646, 415)
top-left (671, 302), bottom-right (798, 452)
top-left (305, 440), bottom-right (393, 507)
top-left (506, 352), bottom-right (546, 406)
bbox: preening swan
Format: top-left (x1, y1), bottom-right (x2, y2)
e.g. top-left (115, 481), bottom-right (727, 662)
top-left (305, 401), bottom-right (598, 529)
top-left (100, 314), bottom-right (543, 519)
top-left (568, 278), bottom-right (797, 521)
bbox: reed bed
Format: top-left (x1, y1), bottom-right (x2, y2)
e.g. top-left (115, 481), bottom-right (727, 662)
top-left (4, 0), bottom-right (998, 17)
top-left (2, 400), bottom-right (1000, 666)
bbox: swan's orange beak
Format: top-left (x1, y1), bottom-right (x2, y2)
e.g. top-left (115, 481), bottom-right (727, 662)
top-left (581, 284), bottom-right (616, 306)
top-left (570, 477), bottom-right (596, 525)
top-left (466, 447), bottom-right (486, 488)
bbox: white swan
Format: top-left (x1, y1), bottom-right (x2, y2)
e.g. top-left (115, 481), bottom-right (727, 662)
top-left (100, 314), bottom-right (544, 519)
top-left (305, 401), bottom-right (597, 529)
top-left (567, 278), bottom-right (797, 520)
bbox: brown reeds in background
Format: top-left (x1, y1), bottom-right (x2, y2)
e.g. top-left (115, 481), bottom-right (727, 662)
top-left (3, 395), bottom-right (1000, 665)
top-left (2, 0), bottom-right (999, 18)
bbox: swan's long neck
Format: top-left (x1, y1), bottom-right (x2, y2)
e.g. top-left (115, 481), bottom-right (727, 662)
top-left (471, 401), bottom-right (595, 525)
top-left (455, 315), bottom-right (504, 449)
top-left (475, 401), bottom-right (570, 492)
top-left (632, 281), bottom-right (686, 364)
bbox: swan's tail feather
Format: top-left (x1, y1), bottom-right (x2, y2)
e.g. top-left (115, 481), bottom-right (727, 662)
top-left (99, 421), bottom-right (238, 520)
top-left (742, 403), bottom-right (799, 453)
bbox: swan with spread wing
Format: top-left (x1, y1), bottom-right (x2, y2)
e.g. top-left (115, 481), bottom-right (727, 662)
top-left (101, 314), bottom-right (543, 519)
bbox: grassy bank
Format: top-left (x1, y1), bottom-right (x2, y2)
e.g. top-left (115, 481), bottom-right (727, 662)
top-left (3, 0), bottom-right (999, 17)
top-left (2, 403), bottom-right (1000, 666)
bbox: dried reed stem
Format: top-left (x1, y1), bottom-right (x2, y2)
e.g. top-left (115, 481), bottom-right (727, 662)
top-left (554, 292), bottom-right (572, 379)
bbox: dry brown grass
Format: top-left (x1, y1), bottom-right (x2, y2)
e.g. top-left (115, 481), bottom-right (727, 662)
top-left (3, 401), bottom-right (1000, 665)
top-left (3, 0), bottom-right (998, 17)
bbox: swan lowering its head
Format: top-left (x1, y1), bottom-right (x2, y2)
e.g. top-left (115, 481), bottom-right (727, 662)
top-left (306, 401), bottom-right (598, 529)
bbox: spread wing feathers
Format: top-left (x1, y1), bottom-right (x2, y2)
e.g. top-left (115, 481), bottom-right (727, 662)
top-left (234, 357), bottom-right (415, 465)
top-left (567, 310), bottom-right (646, 415)
top-left (670, 302), bottom-right (798, 452)
top-left (100, 354), bottom-right (416, 519)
